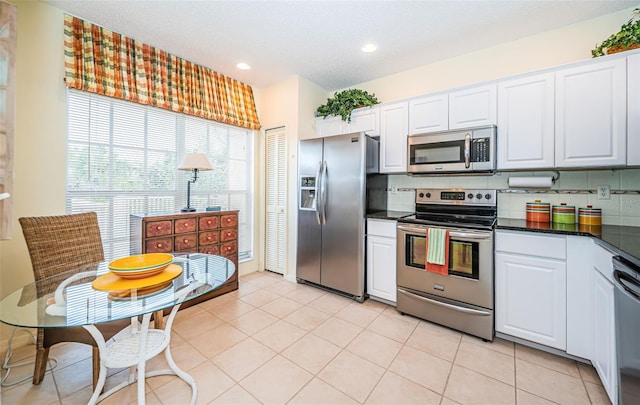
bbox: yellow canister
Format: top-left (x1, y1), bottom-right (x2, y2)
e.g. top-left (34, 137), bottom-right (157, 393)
top-left (579, 205), bottom-right (602, 226)
top-left (552, 203), bottom-right (576, 224)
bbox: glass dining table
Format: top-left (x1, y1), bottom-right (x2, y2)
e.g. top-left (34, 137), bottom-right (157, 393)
top-left (0, 253), bottom-right (235, 404)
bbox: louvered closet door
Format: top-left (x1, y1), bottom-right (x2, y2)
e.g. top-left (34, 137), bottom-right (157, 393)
top-left (265, 127), bottom-right (287, 274)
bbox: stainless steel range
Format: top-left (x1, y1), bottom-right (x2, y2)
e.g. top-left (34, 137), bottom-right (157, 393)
top-left (396, 188), bottom-right (497, 341)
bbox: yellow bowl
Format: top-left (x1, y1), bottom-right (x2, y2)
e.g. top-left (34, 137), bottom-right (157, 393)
top-left (111, 264), bottom-right (170, 279)
top-left (108, 253), bottom-right (173, 271)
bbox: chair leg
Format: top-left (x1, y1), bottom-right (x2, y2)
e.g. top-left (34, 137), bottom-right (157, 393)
top-left (92, 347), bottom-right (101, 391)
top-left (32, 347), bottom-right (49, 385)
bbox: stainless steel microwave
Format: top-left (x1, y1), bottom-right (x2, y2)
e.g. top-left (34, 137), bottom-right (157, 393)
top-left (407, 125), bottom-right (496, 175)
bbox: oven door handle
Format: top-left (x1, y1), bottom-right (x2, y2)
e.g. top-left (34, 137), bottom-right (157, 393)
top-left (398, 288), bottom-right (491, 316)
top-left (397, 225), bottom-right (492, 240)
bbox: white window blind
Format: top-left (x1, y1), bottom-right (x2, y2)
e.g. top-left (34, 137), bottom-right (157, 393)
top-left (265, 127), bottom-right (287, 274)
top-left (66, 89), bottom-right (254, 262)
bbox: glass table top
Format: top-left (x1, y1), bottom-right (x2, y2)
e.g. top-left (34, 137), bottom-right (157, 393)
top-left (0, 253), bottom-right (234, 329)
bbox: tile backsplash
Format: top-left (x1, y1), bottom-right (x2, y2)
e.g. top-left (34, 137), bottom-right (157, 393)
top-left (387, 168), bottom-right (640, 226)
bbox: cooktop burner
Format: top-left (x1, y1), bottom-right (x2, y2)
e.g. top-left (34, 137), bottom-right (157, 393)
top-left (399, 188), bottom-right (497, 230)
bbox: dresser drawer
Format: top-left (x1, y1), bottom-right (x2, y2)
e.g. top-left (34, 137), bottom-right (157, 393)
top-left (221, 214), bottom-right (238, 228)
top-left (220, 241), bottom-right (238, 257)
top-left (175, 218), bottom-right (197, 234)
top-left (145, 237), bottom-right (172, 253)
top-left (199, 215), bottom-right (219, 230)
top-left (220, 228), bottom-right (238, 242)
top-left (174, 233), bottom-right (197, 251)
top-left (199, 245), bottom-right (220, 255)
top-left (199, 231), bottom-right (219, 246)
top-left (146, 220), bottom-right (172, 237)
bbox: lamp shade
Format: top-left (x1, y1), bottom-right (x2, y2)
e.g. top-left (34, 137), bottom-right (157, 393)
top-left (178, 152), bottom-right (212, 171)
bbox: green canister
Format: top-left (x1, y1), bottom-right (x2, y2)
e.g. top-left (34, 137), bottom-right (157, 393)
top-left (552, 203), bottom-right (576, 224)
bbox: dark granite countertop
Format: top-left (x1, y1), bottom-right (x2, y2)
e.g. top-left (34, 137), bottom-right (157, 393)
top-left (496, 218), bottom-right (640, 268)
top-left (366, 210), bottom-right (413, 221)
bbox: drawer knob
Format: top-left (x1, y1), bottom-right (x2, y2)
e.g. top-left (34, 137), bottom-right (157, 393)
top-left (207, 236), bottom-right (211, 240)
top-left (184, 239), bottom-right (188, 243)
top-left (157, 226), bottom-right (162, 230)
top-left (207, 220), bottom-right (211, 225)
top-left (157, 243), bottom-right (162, 248)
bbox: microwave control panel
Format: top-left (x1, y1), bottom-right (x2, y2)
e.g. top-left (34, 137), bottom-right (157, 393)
top-left (471, 138), bottom-right (490, 162)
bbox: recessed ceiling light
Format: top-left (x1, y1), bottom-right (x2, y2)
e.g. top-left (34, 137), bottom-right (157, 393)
top-left (361, 43), bottom-right (377, 53)
top-left (236, 62), bottom-right (251, 70)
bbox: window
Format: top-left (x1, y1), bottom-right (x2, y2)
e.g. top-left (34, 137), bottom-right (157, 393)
top-left (66, 89), bottom-right (254, 262)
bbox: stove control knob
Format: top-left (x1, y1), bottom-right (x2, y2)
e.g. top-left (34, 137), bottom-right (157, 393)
top-left (485, 193), bottom-right (492, 200)
top-left (476, 193), bottom-right (482, 200)
top-left (418, 192), bottom-right (424, 198)
top-left (425, 192), bottom-right (431, 198)
top-left (467, 193), bottom-right (473, 200)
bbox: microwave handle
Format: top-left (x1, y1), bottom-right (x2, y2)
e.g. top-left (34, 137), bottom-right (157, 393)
top-left (464, 132), bottom-right (471, 169)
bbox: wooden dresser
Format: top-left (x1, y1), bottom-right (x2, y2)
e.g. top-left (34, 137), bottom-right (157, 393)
top-left (130, 210), bottom-right (239, 308)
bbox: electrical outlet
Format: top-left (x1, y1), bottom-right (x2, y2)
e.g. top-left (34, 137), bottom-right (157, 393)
top-left (597, 185), bottom-right (610, 200)
top-left (390, 186), bottom-right (398, 194)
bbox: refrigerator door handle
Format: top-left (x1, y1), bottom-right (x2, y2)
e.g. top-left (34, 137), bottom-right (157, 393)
top-left (320, 160), bottom-right (327, 225)
top-left (315, 161), bottom-right (322, 225)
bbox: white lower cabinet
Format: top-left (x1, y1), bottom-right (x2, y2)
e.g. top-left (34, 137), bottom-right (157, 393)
top-left (566, 236), bottom-right (593, 360)
top-left (591, 243), bottom-right (617, 405)
top-left (366, 219), bottom-right (397, 304)
top-left (495, 231), bottom-right (567, 350)
top-left (496, 231), bottom-right (618, 404)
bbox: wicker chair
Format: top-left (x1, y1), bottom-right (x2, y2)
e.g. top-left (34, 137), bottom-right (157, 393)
top-left (19, 212), bottom-right (129, 388)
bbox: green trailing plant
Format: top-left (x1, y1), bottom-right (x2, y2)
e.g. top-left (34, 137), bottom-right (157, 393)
top-left (592, 8), bottom-right (640, 57)
top-left (316, 89), bottom-right (380, 122)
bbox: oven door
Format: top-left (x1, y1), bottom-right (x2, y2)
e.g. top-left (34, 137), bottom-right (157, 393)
top-left (397, 223), bottom-right (494, 309)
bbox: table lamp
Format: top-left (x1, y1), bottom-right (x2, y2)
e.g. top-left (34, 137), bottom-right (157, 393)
top-left (178, 152), bottom-right (212, 212)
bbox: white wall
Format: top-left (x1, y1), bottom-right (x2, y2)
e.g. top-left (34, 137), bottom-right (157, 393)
top-left (350, 6), bottom-right (635, 101)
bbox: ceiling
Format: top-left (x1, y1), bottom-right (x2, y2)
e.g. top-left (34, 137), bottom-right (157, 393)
top-left (45, 0), bottom-right (638, 91)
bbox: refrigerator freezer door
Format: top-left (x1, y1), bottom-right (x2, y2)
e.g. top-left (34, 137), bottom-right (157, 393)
top-left (297, 138), bottom-right (323, 284)
top-left (320, 133), bottom-right (366, 297)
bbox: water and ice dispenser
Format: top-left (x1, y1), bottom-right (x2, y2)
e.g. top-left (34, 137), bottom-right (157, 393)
top-left (299, 176), bottom-right (317, 210)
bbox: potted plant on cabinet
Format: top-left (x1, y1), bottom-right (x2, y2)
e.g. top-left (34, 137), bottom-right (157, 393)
top-left (315, 89), bottom-right (380, 123)
top-left (592, 8), bottom-right (640, 57)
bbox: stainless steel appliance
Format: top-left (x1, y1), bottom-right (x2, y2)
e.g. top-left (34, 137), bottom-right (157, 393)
top-left (407, 125), bottom-right (496, 175)
top-left (613, 256), bottom-right (640, 405)
top-left (296, 132), bottom-right (383, 302)
top-left (397, 188), bottom-right (497, 341)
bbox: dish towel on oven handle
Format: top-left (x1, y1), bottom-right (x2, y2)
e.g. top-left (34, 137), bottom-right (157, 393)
top-left (426, 228), bottom-right (449, 276)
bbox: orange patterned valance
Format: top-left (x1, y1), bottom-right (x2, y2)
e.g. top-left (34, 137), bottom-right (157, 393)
top-left (63, 15), bottom-right (261, 130)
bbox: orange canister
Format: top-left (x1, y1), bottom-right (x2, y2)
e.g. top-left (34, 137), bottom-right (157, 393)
top-left (526, 200), bottom-right (551, 223)
top-left (579, 205), bottom-right (602, 226)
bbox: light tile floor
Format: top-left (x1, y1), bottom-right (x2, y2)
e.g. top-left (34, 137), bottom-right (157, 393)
top-left (1, 271), bottom-right (611, 404)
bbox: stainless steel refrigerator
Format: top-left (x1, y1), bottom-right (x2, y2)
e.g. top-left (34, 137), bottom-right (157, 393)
top-left (296, 132), bottom-right (385, 302)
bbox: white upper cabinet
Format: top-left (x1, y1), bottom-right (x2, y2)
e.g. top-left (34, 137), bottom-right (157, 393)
top-left (627, 53), bottom-right (640, 166)
top-left (379, 101), bottom-right (409, 173)
top-left (449, 84), bottom-right (497, 130)
top-left (408, 94), bottom-right (448, 134)
top-left (350, 107), bottom-right (380, 136)
top-left (315, 116), bottom-right (350, 138)
top-left (497, 72), bottom-right (555, 170)
top-left (555, 58), bottom-right (627, 168)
